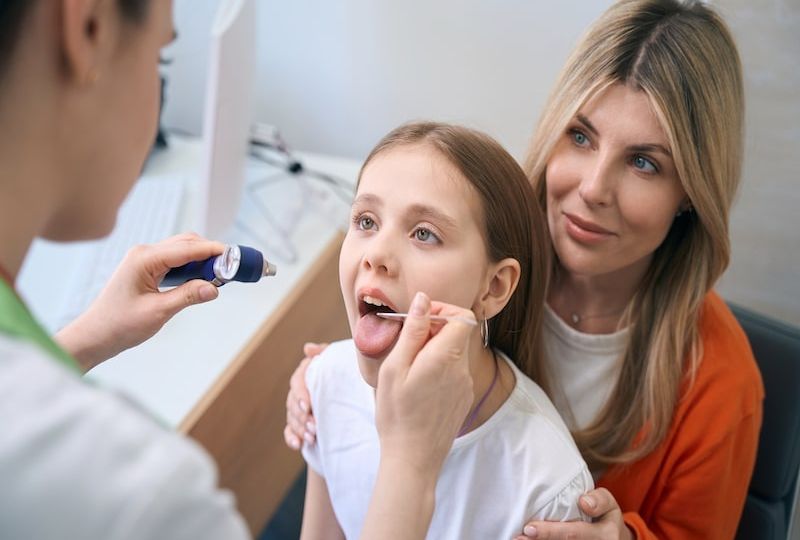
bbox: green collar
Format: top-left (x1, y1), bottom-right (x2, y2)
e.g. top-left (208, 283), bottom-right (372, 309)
top-left (0, 279), bottom-right (82, 375)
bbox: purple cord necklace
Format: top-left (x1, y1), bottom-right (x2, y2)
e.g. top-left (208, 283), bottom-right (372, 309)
top-left (457, 350), bottom-right (500, 437)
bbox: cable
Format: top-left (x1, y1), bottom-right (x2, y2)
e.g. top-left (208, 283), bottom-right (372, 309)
top-left (248, 139), bottom-right (354, 204)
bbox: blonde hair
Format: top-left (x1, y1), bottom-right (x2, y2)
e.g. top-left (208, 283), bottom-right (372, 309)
top-left (360, 122), bottom-right (551, 383)
top-left (523, 0), bottom-right (744, 468)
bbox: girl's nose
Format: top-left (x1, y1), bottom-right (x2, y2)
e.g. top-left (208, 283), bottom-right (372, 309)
top-left (362, 234), bottom-right (398, 277)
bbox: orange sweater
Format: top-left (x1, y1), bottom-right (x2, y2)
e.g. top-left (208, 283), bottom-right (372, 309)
top-left (598, 292), bottom-right (764, 539)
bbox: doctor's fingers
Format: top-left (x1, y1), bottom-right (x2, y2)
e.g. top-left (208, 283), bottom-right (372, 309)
top-left (129, 233), bottom-right (227, 275)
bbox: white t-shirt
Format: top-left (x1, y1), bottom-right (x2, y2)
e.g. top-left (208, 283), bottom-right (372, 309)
top-left (302, 339), bottom-right (593, 539)
top-left (542, 305), bottom-right (627, 431)
top-left (0, 334), bottom-right (250, 540)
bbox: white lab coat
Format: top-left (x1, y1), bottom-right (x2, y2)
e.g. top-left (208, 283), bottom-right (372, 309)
top-left (0, 333), bottom-right (250, 539)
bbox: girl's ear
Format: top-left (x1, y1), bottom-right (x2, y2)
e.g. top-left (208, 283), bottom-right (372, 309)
top-left (479, 258), bottom-right (521, 320)
top-left (61, 0), bottom-right (114, 85)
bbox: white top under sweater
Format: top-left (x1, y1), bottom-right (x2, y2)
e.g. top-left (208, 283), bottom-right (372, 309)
top-left (542, 304), bottom-right (628, 431)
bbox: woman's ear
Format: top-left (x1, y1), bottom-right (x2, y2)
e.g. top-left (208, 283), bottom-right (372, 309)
top-left (479, 258), bottom-right (521, 320)
top-left (61, 0), bottom-right (113, 85)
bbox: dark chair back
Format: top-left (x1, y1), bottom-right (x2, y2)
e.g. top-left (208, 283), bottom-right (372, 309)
top-left (732, 304), bottom-right (800, 540)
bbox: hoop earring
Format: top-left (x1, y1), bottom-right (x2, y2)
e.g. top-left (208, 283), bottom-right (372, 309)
top-left (480, 317), bottom-right (490, 349)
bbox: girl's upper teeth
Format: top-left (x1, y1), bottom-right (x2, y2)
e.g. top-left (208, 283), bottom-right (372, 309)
top-left (364, 295), bottom-right (386, 307)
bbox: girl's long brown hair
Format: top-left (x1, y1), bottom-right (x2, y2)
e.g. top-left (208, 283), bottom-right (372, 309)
top-left (360, 122), bottom-right (551, 381)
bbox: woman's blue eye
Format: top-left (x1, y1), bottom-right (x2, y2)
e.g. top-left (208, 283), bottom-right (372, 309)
top-left (632, 155), bottom-right (657, 173)
top-left (358, 216), bottom-right (375, 230)
top-left (414, 228), bottom-right (438, 244)
top-left (571, 130), bottom-right (589, 147)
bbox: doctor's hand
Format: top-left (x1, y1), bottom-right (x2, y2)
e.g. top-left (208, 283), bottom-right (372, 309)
top-left (362, 292), bottom-right (475, 539)
top-left (56, 233), bottom-right (226, 372)
top-left (374, 292), bottom-right (474, 472)
top-left (515, 488), bottom-right (633, 540)
top-left (284, 342), bottom-right (327, 450)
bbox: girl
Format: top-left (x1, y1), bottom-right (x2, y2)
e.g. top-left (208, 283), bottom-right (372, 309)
top-left (299, 122), bottom-right (593, 539)
top-left (289, 2), bottom-right (763, 538)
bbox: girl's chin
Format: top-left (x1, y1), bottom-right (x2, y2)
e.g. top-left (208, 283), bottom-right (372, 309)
top-left (356, 353), bottom-right (383, 389)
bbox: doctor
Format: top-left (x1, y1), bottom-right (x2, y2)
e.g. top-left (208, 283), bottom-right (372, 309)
top-left (0, 1), bottom-right (475, 538)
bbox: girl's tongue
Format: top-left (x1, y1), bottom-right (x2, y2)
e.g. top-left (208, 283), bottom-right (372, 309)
top-left (354, 311), bottom-right (403, 358)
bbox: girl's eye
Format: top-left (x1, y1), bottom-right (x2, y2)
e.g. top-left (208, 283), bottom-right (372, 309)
top-left (570, 129), bottom-right (590, 147)
top-left (357, 216), bottom-right (376, 230)
top-left (632, 155), bottom-right (658, 173)
top-left (414, 227), bottom-right (439, 244)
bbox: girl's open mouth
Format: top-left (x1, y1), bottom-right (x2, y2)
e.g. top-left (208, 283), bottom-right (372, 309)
top-left (354, 292), bottom-right (403, 358)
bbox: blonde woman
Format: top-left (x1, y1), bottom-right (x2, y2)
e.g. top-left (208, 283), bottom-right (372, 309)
top-left (285, 1), bottom-right (763, 539)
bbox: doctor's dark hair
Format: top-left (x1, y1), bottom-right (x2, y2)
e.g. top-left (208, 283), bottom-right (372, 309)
top-left (358, 121), bottom-right (551, 384)
top-left (0, 0), bottom-right (150, 77)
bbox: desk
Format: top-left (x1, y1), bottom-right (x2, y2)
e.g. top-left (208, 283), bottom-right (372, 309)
top-left (17, 135), bottom-right (361, 533)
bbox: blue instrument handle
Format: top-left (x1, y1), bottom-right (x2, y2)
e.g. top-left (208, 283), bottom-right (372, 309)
top-left (161, 258), bottom-right (217, 287)
top-left (160, 245), bottom-right (268, 287)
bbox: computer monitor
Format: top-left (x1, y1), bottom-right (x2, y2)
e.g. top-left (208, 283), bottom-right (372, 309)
top-left (198, 0), bottom-right (256, 239)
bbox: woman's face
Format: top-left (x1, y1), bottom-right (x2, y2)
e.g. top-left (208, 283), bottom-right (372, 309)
top-left (57, 0), bottom-right (175, 239)
top-left (339, 144), bottom-right (490, 387)
top-left (545, 83), bottom-right (687, 281)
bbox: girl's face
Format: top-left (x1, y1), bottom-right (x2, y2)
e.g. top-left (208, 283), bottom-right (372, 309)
top-left (545, 83), bottom-right (687, 282)
top-left (339, 144), bottom-right (490, 387)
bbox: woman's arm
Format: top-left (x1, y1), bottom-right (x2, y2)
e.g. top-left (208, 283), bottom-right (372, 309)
top-left (300, 469), bottom-right (345, 540)
top-left (518, 410), bottom-right (761, 539)
top-left (55, 233), bottom-right (225, 372)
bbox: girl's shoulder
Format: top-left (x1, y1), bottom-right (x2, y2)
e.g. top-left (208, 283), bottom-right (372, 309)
top-left (306, 339), bottom-right (361, 386)
top-left (304, 339), bottom-right (373, 415)
top-left (498, 354), bottom-right (586, 461)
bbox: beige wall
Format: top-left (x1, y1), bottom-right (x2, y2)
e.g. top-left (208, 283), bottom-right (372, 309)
top-left (163, 0), bottom-right (800, 326)
top-left (715, 0), bottom-right (800, 325)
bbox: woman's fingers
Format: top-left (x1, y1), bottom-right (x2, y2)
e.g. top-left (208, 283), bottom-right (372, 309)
top-left (578, 487), bottom-right (616, 518)
top-left (303, 342), bottom-right (329, 358)
top-left (283, 425), bottom-right (301, 451)
top-left (516, 521), bottom-right (597, 539)
top-left (285, 351), bottom-right (324, 450)
top-left (519, 488), bottom-right (629, 540)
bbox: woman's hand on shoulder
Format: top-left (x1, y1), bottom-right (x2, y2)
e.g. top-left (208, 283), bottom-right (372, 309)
top-left (515, 488), bottom-right (634, 540)
top-left (55, 233), bottom-right (226, 372)
top-left (284, 342), bottom-right (327, 450)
